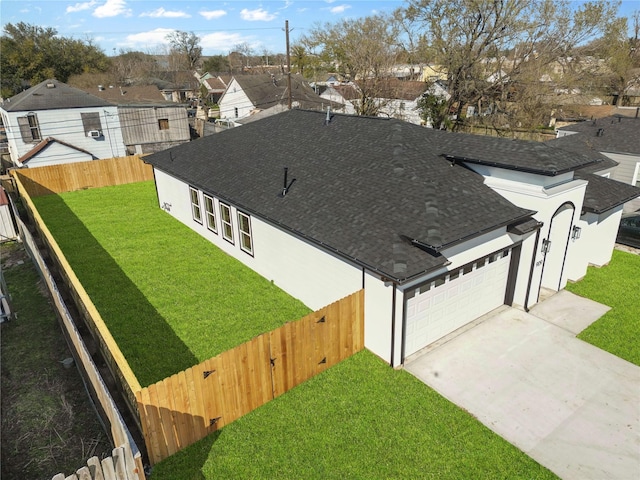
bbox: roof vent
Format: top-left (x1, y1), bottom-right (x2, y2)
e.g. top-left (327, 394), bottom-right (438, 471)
top-left (46, 82), bottom-right (55, 88)
top-left (596, 128), bottom-right (604, 137)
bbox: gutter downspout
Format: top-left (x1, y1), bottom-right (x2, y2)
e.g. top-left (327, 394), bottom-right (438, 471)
top-left (390, 283), bottom-right (397, 368)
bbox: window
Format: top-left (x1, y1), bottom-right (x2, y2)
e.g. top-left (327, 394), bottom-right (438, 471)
top-left (81, 112), bottom-right (102, 136)
top-left (189, 187), bottom-right (202, 223)
top-left (237, 211), bottom-right (253, 254)
top-left (158, 118), bottom-right (169, 130)
top-left (18, 113), bottom-right (41, 142)
top-left (220, 203), bottom-right (234, 243)
top-left (203, 194), bottom-right (217, 233)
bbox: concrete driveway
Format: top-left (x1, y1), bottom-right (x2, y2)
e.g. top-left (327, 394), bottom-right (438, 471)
top-left (405, 292), bottom-right (640, 480)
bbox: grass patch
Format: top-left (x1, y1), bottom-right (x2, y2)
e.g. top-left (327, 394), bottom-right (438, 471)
top-left (33, 182), bottom-right (311, 386)
top-left (1, 242), bottom-right (111, 479)
top-left (150, 350), bottom-right (556, 479)
top-left (565, 249), bottom-right (640, 366)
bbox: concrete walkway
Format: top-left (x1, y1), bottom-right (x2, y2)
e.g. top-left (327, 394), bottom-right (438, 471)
top-left (405, 293), bottom-right (640, 480)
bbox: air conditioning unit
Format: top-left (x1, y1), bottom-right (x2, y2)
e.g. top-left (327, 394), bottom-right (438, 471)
top-left (88, 130), bottom-right (102, 138)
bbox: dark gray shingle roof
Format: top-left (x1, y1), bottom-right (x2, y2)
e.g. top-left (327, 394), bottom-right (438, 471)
top-left (576, 172), bottom-right (640, 214)
top-left (232, 74), bottom-right (335, 111)
top-left (440, 131), bottom-right (600, 175)
top-left (146, 110), bottom-right (534, 282)
top-left (557, 116), bottom-right (640, 155)
top-left (545, 135), bottom-right (619, 174)
top-left (2, 79), bottom-right (115, 111)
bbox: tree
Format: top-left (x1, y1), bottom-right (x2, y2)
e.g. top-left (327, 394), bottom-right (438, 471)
top-left (111, 50), bottom-right (158, 84)
top-left (233, 42), bottom-right (254, 68)
top-left (1, 22), bottom-right (109, 97)
top-left (416, 92), bottom-right (452, 129)
top-left (300, 15), bottom-right (402, 116)
top-left (582, 11), bottom-right (640, 104)
top-left (202, 55), bottom-right (230, 74)
top-left (401, 0), bottom-right (620, 130)
top-left (165, 31), bottom-right (202, 70)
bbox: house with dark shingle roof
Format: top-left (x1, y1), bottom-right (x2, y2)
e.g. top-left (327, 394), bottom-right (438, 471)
top-left (553, 115), bottom-right (640, 212)
top-left (218, 74), bottom-right (338, 121)
top-left (0, 79), bottom-right (127, 167)
top-left (144, 110), bottom-right (639, 366)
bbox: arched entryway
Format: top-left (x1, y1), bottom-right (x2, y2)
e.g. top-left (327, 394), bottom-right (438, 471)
top-left (539, 202), bottom-right (575, 298)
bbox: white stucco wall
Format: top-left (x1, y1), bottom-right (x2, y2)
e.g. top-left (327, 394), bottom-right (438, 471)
top-left (154, 169), bottom-right (364, 312)
top-left (475, 167), bottom-right (588, 301)
top-left (1, 106), bottom-right (126, 166)
top-left (154, 168), bottom-right (408, 363)
top-left (565, 206), bottom-right (623, 282)
top-left (363, 271), bottom-right (397, 365)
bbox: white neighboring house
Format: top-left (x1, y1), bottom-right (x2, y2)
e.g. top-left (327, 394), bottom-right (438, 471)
top-left (319, 84), bottom-right (358, 115)
top-left (552, 115), bottom-right (640, 212)
top-left (218, 74), bottom-right (334, 122)
top-left (144, 110), bottom-right (639, 367)
top-left (0, 79), bottom-right (126, 168)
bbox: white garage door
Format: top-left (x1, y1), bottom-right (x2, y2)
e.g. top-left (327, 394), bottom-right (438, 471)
top-left (405, 249), bottom-right (511, 357)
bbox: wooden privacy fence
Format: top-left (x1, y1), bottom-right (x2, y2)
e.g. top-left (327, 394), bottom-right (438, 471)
top-left (13, 155), bottom-right (153, 197)
top-left (12, 157), bottom-right (365, 469)
top-left (12, 192), bottom-right (144, 479)
top-left (12, 169), bottom-right (143, 430)
top-left (51, 446), bottom-right (139, 480)
top-left (137, 290), bottom-right (364, 466)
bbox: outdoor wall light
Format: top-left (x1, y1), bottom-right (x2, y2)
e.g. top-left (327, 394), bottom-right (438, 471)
top-left (571, 225), bottom-right (582, 240)
top-left (541, 239), bottom-right (551, 254)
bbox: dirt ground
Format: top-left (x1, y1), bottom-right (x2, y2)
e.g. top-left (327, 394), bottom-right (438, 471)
top-left (1, 241), bottom-right (112, 480)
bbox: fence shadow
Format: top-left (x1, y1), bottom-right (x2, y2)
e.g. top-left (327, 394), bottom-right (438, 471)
top-left (31, 191), bottom-right (199, 387)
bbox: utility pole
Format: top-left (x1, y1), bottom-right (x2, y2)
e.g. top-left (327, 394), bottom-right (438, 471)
top-left (285, 20), bottom-right (292, 110)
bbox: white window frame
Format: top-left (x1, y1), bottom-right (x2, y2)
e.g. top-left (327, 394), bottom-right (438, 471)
top-left (189, 186), bottom-right (202, 223)
top-left (237, 211), bottom-right (253, 255)
top-left (203, 194), bottom-right (217, 233)
top-left (220, 202), bottom-right (234, 244)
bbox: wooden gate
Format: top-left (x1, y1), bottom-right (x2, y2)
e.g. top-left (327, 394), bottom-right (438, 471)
top-left (136, 290), bottom-right (364, 465)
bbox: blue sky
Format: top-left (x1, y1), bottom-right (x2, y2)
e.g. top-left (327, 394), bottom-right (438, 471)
top-left (1, 0), bottom-right (639, 56)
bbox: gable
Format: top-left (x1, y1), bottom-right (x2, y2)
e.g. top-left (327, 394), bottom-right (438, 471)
top-left (19, 137), bottom-right (95, 167)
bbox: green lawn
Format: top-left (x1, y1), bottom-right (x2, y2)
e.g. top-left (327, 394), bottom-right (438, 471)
top-left (565, 249), bottom-right (640, 366)
top-left (33, 182), bottom-right (311, 386)
top-left (150, 350), bottom-right (555, 479)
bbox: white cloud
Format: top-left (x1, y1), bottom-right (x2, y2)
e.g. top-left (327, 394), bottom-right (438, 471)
top-left (330, 4), bottom-right (351, 14)
top-left (66, 1), bottom-right (97, 13)
top-left (140, 7), bottom-right (190, 18)
top-left (199, 9), bottom-right (227, 20)
top-left (120, 28), bottom-right (175, 49)
top-left (93, 0), bottom-right (132, 18)
top-left (201, 32), bottom-right (252, 52)
top-left (240, 8), bottom-right (277, 21)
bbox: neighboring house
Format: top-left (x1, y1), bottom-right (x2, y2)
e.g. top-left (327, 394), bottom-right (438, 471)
top-left (420, 65), bottom-right (448, 82)
top-left (196, 74), bottom-right (230, 105)
top-left (319, 84), bottom-right (359, 115)
top-left (144, 110), bottom-right (639, 367)
top-left (87, 85), bottom-right (191, 155)
top-left (553, 115), bottom-right (640, 212)
top-left (218, 74), bottom-right (335, 121)
top-left (0, 79), bottom-right (127, 167)
top-left (374, 80), bottom-right (431, 125)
